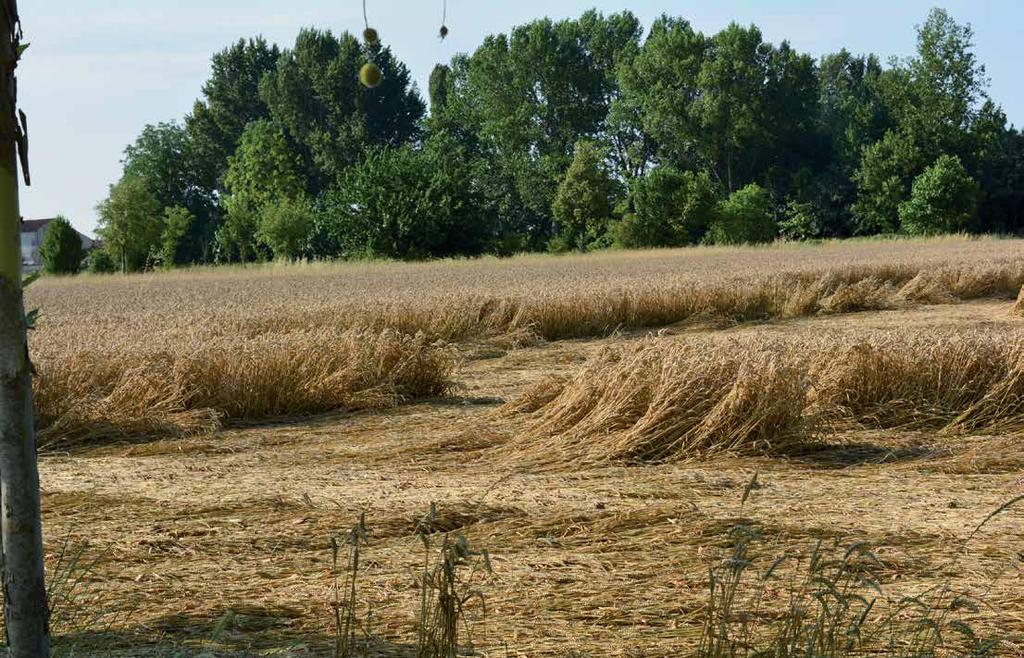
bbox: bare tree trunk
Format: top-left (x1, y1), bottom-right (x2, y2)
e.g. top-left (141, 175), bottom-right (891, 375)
top-left (0, 1), bottom-right (50, 655)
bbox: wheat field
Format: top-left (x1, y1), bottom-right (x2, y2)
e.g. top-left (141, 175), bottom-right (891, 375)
top-left (24, 236), bottom-right (1024, 655)
top-left (27, 236), bottom-right (1024, 446)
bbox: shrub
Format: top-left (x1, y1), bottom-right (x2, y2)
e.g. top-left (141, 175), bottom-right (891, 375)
top-left (258, 196), bottom-right (313, 260)
top-left (159, 206), bottom-right (194, 267)
top-left (706, 184), bottom-right (776, 245)
top-left (323, 137), bottom-right (488, 260)
top-left (551, 140), bottom-right (615, 251)
top-left (778, 200), bottom-right (824, 241)
top-left (899, 154), bottom-right (980, 235)
top-left (852, 130), bottom-right (923, 234)
top-left (39, 216), bottom-right (83, 274)
top-left (621, 168), bottom-right (718, 248)
top-left (217, 195), bottom-right (260, 263)
top-left (86, 249), bottom-right (117, 274)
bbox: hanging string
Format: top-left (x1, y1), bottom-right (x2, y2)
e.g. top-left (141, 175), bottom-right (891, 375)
top-left (439, 0), bottom-right (449, 40)
top-left (359, 0), bottom-right (382, 87)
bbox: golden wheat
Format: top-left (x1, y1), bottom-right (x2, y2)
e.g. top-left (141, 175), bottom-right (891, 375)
top-left (34, 329), bottom-right (453, 449)
top-left (27, 237), bottom-right (1024, 446)
top-left (505, 328), bottom-right (1024, 463)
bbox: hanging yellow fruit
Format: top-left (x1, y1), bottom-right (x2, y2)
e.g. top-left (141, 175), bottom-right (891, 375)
top-left (360, 62), bottom-right (383, 88)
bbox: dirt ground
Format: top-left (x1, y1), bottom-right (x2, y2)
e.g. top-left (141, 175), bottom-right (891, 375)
top-left (41, 300), bottom-right (1024, 657)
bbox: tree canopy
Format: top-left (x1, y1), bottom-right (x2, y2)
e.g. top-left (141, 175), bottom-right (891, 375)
top-left (90, 7), bottom-right (1023, 270)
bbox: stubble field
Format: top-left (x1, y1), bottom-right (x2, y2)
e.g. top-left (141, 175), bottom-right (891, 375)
top-left (24, 237), bottom-right (1024, 656)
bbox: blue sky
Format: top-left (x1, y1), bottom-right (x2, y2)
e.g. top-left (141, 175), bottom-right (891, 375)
top-left (17, 1), bottom-right (1023, 236)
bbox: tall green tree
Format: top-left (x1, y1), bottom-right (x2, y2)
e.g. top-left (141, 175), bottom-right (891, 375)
top-left (96, 177), bottom-right (163, 272)
top-left (903, 8), bottom-right (988, 157)
top-left (612, 15), bottom-right (703, 177)
top-left (810, 50), bottom-right (894, 235)
top-left (259, 29), bottom-right (424, 190)
top-left (38, 216), bottom-right (83, 274)
top-left (185, 37), bottom-right (280, 185)
top-left (121, 122), bottom-right (217, 262)
top-left (694, 24), bottom-right (810, 193)
top-left (851, 9), bottom-right (990, 236)
top-left (460, 11), bottom-right (642, 244)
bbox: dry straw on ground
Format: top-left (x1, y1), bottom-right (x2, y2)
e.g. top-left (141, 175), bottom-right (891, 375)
top-left (505, 329), bottom-right (1024, 463)
top-left (28, 292), bottom-right (1024, 655)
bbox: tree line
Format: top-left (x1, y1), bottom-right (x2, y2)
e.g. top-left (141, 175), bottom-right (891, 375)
top-left (74, 7), bottom-right (1024, 272)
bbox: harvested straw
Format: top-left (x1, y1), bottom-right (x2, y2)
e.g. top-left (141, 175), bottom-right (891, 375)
top-left (34, 329), bottom-right (454, 449)
top-left (505, 329), bottom-right (1024, 464)
top-left (1012, 285), bottom-right (1024, 317)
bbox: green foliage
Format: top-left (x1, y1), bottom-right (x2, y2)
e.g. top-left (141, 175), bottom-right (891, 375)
top-left (779, 200), bottom-right (824, 241)
top-left (971, 103), bottom-right (1024, 233)
top-left (86, 249), bottom-right (117, 274)
top-left (322, 137), bottom-right (488, 260)
top-left (122, 121), bottom-right (217, 264)
top-left (259, 29), bottom-right (424, 188)
top-left (465, 12), bottom-right (642, 246)
top-left (817, 50), bottom-right (890, 171)
top-left (38, 216), bottom-right (83, 275)
top-left (706, 184), bottom-right (776, 245)
top-left (96, 177), bottom-right (163, 272)
top-left (904, 8), bottom-right (989, 156)
top-left (615, 17), bottom-right (705, 170)
top-left (224, 120), bottom-right (306, 212)
top-left (552, 141), bottom-right (616, 251)
top-left (159, 206), bottom-right (195, 267)
top-left (621, 167), bottom-right (718, 247)
top-left (257, 196), bottom-right (314, 260)
top-left (101, 8), bottom-right (1023, 264)
top-left (217, 196), bottom-right (260, 263)
top-left (899, 154), bottom-right (980, 235)
top-left (122, 122), bottom-right (196, 209)
top-left (852, 130), bottom-right (923, 234)
top-left (185, 37), bottom-right (280, 182)
top-left (428, 64), bottom-right (450, 112)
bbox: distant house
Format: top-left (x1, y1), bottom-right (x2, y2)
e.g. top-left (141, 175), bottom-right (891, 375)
top-left (20, 218), bottom-right (94, 272)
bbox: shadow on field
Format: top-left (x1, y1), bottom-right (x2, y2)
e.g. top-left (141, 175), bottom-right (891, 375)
top-left (789, 440), bottom-right (937, 469)
top-left (57, 627), bottom-right (423, 657)
top-left (55, 612), bottom-right (396, 656)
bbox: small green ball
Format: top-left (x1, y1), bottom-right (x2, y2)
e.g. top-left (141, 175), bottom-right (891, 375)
top-left (360, 62), bottom-right (383, 88)
top-left (363, 27), bottom-right (379, 44)
top-left (439, 25), bottom-right (449, 40)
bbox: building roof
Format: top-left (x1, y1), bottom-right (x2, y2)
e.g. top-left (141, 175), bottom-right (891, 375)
top-left (21, 217), bottom-right (55, 232)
